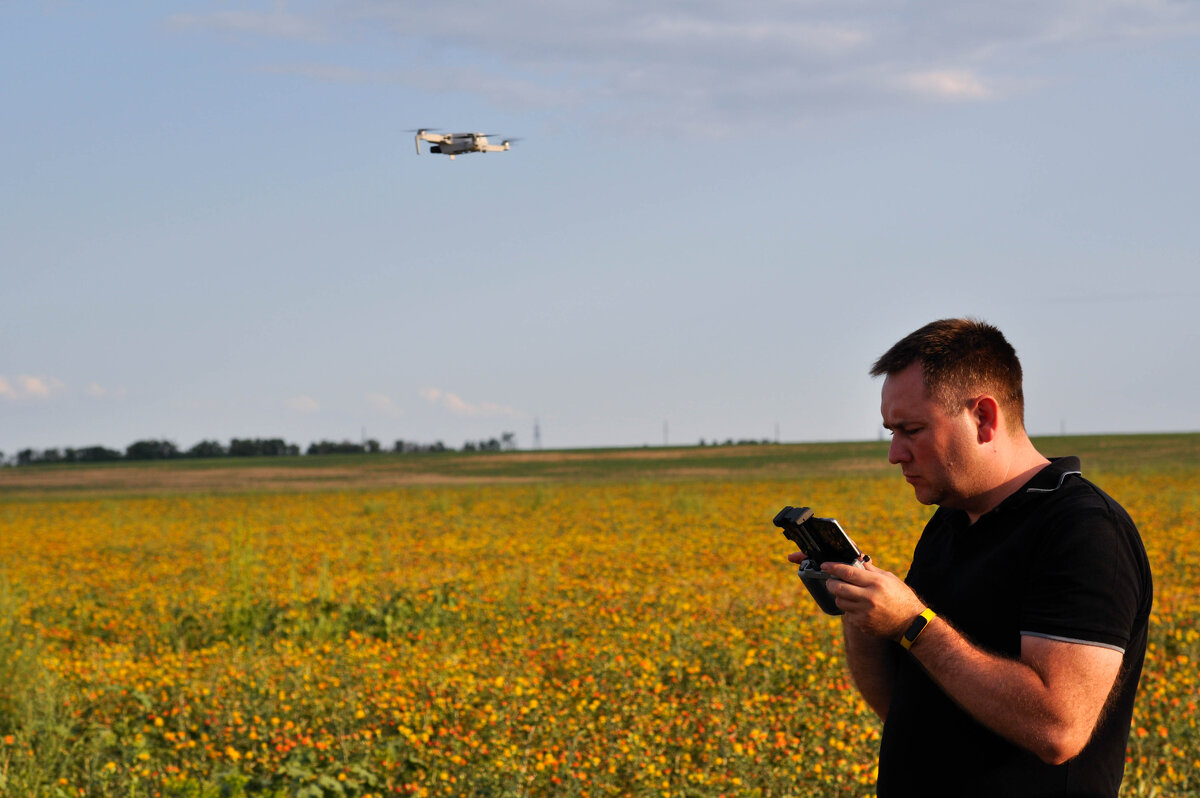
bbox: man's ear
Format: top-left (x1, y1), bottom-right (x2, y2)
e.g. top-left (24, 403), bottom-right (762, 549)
top-left (973, 395), bottom-right (1001, 444)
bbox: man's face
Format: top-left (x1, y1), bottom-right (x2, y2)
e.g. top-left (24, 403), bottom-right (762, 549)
top-left (880, 363), bottom-right (981, 509)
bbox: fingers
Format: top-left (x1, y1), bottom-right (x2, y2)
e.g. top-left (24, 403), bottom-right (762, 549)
top-left (821, 561), bottom-right (870, 584)
top-left (825, 573), bottom-right (871, 619)
top-left (785, 550), bottom-right (879, 571)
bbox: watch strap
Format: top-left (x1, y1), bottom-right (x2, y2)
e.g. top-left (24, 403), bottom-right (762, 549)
top-left (900, 608), bottom-right (937, 650)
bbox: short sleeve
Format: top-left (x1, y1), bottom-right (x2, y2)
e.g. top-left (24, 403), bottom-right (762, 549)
top-left (1019, 499), bottom-right (1144, 651)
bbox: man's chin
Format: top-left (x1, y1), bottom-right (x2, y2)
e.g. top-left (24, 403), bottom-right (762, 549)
top-left (906, 479), bottom-right (941, 506)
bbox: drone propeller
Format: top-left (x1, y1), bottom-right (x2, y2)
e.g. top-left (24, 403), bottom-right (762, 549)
top-left (410, 128), bottom-right (443, 155)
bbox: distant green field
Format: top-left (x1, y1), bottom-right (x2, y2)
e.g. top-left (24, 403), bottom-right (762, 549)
top-left (2, 432), bottom-right (1196, 499)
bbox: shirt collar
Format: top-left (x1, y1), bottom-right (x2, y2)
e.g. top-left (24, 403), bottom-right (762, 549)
top-left (987, 455), bottom-right (1082, 517)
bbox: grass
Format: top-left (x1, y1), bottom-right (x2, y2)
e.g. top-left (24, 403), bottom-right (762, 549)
top-left (2, 433), bottom-right (1197, 499)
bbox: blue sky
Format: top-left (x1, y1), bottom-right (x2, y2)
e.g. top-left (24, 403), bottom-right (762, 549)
top-left (3, 1), bottom-right (1198, 454)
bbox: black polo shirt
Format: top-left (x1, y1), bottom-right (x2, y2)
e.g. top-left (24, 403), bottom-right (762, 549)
top-left (875, 457), bottom-right (1152, 797)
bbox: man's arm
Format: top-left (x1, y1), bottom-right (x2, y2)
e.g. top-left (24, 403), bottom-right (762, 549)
top-left (824, 560), bottom-right (1123, 764)
top-left (787, 552), bottom-right (898, 720)
top-left (908, 618), bottom-right (1122, 764)
top-left (842, 621), bottom-right (898, 720)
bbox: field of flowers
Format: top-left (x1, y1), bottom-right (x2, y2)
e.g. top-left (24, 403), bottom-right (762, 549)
top-left (1, 463), bottom-right (1197, 796)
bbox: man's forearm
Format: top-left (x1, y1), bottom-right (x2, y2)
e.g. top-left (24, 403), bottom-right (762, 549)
top-left (906, 616), bottom-right (1121, 764)
top-left (843, 621), bottom-right (897, 720)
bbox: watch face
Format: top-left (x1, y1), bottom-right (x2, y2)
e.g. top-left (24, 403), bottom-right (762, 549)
top-left (902, 612), bottom-right (931, 648)
top-left (905, 617), bottom-right (926, 640)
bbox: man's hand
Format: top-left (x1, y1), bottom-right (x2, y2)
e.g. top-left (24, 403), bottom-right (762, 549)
top-left (821, 559), bottom-right (926, 640)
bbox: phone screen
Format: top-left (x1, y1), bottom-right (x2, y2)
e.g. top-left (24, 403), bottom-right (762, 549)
top-left (803, 517), bottom-right (861, 564)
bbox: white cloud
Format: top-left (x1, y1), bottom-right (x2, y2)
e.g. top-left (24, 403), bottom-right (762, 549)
top-left (85, 382), bottom-right (128, 399)
top-left (261, 62), bottom-right (378, 83)
top-left (18, 375), bottom-right (56, 397)
top-left (894, 69), bottom-right (993, 101)
top-left (260, 61), bottom-right (576, 109)
top-left (420, 387), bottom-right (522, 418)
top-left (166, 3), bottom-right (327, 42)
top-left (0, 375), bottom-right (65, 400)
top-left (366, 392), bottom-right (404, 418)
top-left (165, 1), bottom-right (1200, 132)
top-left (628, 15), bottom-right (871, 58)
top-left (285, 394), bottom-right (321, 414)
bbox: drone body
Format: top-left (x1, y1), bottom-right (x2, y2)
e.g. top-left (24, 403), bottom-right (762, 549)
top-left (414, 129), bottom-right (513, 159)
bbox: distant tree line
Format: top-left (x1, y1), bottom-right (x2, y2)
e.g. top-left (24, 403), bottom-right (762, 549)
top-left (698, 438), bottom-right (780, 447)
top-left (462, 432), bottom-right (517, 452)
top-left (5, 433), bottom-right (518, 466)
top-left (11, 438), bottom-right (302, 466)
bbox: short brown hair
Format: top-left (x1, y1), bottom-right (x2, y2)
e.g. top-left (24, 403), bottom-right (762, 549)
top-left (871, 318), bottom-right (1026, 428)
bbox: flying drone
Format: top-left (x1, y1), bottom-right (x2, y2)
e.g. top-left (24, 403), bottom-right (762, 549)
top-left (413, 129), bottom-right (515, 159)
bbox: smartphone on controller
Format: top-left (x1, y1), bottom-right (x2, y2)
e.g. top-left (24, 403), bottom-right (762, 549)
top-left (773, 506), bottom-right (864, 616)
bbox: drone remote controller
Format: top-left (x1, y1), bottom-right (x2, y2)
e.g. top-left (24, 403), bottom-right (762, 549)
top-left (773, 506), bottom-right (864, 616)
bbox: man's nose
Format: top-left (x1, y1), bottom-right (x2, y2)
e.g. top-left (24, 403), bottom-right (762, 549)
top-left (888, 437), bottom-right (909, 465)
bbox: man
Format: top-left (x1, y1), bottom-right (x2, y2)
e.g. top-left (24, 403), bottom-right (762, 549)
top-left (790, 318), bottom-right (1152, 796)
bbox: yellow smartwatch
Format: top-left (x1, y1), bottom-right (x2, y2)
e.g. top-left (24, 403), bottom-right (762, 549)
top-left (900, 608), bottom-right (937, 651)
